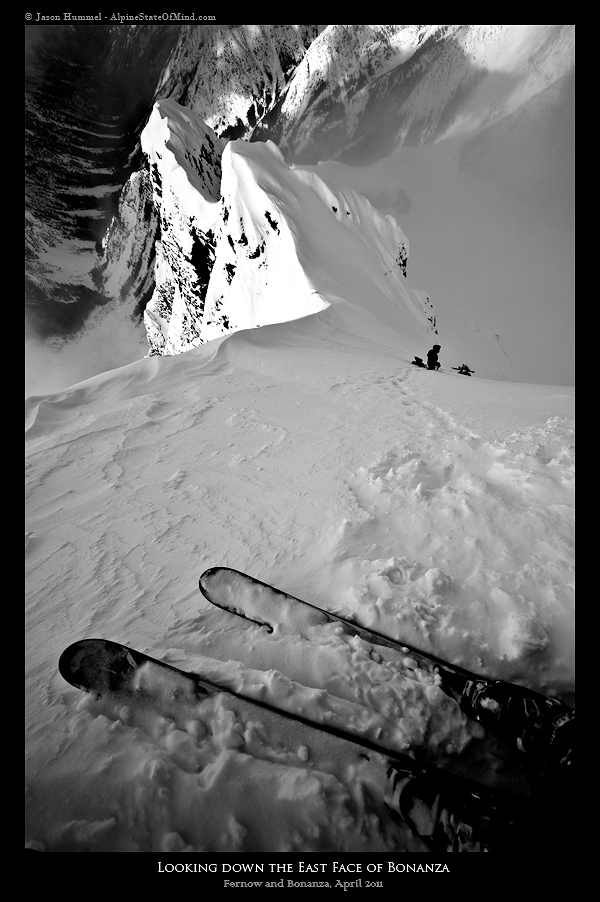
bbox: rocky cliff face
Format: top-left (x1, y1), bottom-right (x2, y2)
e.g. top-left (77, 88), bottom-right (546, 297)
top-left (138, 101), bottom-right (225, 355)
top-left (96, 25), bottom-right (324, 353)
top-left (25, 20), bottom-right (181, 389)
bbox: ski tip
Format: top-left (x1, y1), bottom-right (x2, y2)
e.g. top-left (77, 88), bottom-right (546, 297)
top-left (199, 566), bottom-right (217, 588)
top-left (199, 567), bottom-right (252, 601)
top-left (58, 638), bottom-right (104, 690)
top-left (198, 566), bottom-right (232, 592)
top-left (198, 567), bottom-right (277, 633)
top-left (58, 638), bottom-right (134, 694)
top-left (198, 568), bottom-right (215, 599)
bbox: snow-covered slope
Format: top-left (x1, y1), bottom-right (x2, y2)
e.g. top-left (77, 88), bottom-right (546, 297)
top-left (25, 292), bottom-right (574, 853)
top-left (277, 24), bottom-right (574, 385)
top-left (253, 24), bottom-right (575, 383)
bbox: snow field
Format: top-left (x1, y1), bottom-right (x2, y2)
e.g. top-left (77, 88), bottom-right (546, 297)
top-left (26, 306), bottom-right (573, 850)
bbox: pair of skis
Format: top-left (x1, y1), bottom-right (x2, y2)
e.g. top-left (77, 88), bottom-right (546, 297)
top-left (59, 567), bottom-right (574, 853)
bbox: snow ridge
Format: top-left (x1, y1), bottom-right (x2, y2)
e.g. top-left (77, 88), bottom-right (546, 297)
top-left (139, 98), bottom-right (437, 355)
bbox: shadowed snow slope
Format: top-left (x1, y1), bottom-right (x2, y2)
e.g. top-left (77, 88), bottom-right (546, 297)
top-left (25, 292), bottom-right (574, 852)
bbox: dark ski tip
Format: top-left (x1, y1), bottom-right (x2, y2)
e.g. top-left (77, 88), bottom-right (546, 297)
top-left (58, 638), bottom-right (139, 695)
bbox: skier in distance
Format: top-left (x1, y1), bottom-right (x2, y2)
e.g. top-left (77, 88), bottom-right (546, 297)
top-left (427, 344), bottom-right (441, 370)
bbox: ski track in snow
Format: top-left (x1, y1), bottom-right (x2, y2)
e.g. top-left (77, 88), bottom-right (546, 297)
top-left (25, 325), bottom-right (574, 852)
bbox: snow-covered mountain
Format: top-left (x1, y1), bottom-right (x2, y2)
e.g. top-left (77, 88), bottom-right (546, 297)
top-left (25, 24), bottom-right (574, 393)
top-left (255, 25), bottom-right (574, 164)
top-left (25, 25), bottom-right (319, 393)
top-left (153, 24), bottom-right (323, 138)
top-left (133, 98), bottom-right (436, 358)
